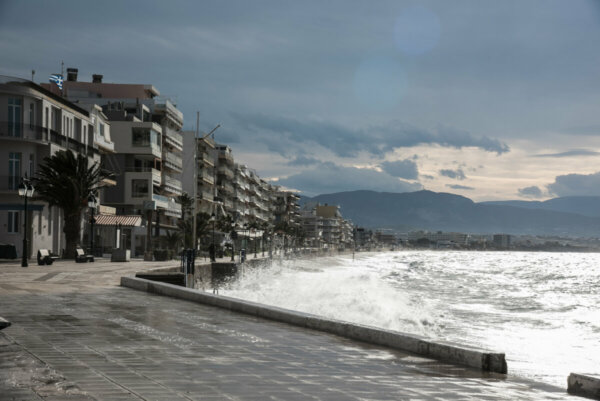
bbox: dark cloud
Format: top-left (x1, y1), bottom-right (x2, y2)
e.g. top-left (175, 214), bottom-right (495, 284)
top-left (380, 159), bottom-right (419, 179)
top-left (287, 155), bottom-right (321, 166)
top-left (274, 162), bottom-right (422, 197)
top-left (533, 149), bottom-right (600, 158)
top-left (446, 184), bottom-right (474, 190)
top-left (439, 168), bottom-right (466, 180)
top-left (547, 172), bottom-right (600, 196)
top-left (518, 186), bottom-right (544, 198)
top-left (233, 113), bottom-right (509, 157)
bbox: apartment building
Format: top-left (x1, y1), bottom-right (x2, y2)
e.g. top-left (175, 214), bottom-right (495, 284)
top-left (43, 70), bottom-right (184, 256)
top-left (181, 132), bottom-right (216, 215)
top-left (273, 190), bottom-right (300, 227)
top-left (300, 202), bottom-right (353, 249)
top-left (0, 75), bottom-right (106, 258)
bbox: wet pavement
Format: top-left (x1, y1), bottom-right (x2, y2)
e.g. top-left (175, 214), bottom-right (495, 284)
top-left (0, 258), bottom-right (574, 400)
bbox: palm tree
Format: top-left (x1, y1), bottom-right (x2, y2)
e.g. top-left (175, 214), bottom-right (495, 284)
top-left (34, 150), bottom-right (113, 259)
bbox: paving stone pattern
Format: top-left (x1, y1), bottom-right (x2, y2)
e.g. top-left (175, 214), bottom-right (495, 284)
top-left (0, 259), bottom-right (575, 400)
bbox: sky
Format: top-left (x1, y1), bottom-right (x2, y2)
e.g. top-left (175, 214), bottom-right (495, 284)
top-left (2, 0), bottom-right (600, 200)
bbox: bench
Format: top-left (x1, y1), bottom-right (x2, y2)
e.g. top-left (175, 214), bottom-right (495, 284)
top-left (75, 247), bottom-right (94, 263)
top-left (37, 249), bottom-right (59, 265)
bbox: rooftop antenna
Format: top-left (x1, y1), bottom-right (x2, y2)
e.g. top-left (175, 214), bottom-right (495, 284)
top-left (31, 70), bottom-right (35, 82)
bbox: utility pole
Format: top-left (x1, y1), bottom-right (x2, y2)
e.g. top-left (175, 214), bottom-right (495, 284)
top-left (192, 112), bottom-right (199, 253)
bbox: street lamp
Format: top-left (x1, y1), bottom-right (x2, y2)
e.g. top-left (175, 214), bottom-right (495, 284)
top-left (18, 178), bottom-right (34, 267)
top-left (88, 194), bottom-right (98, 259)
top-left (210, 212), bottom-right (216, 262)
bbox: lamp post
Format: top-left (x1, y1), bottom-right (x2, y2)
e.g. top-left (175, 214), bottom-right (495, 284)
top-left (230, 223), bottom-right (237, 262)
top-left (88, 194), bottom-right (98, 259)
top-left (18, 178), bottom-right (34, 267)
top-left (210, 212), bottom-right (216, 262)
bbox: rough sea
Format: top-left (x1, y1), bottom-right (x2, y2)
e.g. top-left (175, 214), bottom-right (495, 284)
top-left (221, 251), bottom-right (600, 387)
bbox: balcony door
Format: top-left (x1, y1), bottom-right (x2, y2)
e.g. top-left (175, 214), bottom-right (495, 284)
top-left (8, 98), bottom-right (22, 137)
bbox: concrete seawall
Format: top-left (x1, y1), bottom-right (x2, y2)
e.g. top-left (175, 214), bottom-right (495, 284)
top-left (121, 276), bottom-right (507, 374)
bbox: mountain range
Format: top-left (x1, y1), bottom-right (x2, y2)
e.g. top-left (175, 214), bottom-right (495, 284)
top-left (300, 190), bottom-right (600, 237)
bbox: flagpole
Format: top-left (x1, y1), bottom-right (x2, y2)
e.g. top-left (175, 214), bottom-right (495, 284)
top-left (60, 61), bottom-right (64, 96)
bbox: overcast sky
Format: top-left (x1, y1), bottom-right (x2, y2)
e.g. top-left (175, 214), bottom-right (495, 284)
top-left (2, 0), bottom-right (600, 200)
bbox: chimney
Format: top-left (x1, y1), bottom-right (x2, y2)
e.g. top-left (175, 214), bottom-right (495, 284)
top-left (66, 68), bottom-right (78, 82)
top-left (92, 74), bottom-right (103, 83)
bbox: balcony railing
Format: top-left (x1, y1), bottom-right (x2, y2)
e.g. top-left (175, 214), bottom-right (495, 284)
top-left (163, 150), bottom-right (183, 172)
top-left (199, 189), bottom-right (214, 201)
top-left (219, 182), bottom-right (234, 194)
top-left (162, 174), bottom-right (182, 195)
top-left (200, 152), bottom-right (214, 167)
top-left (199, 169), bottom-right (214, 185)
top-left (155, 99), bottom-right (184, 127)
top-left (164, 200), bottom-right (182, 218)
top-left (163, 126), bottom-right (183, 150)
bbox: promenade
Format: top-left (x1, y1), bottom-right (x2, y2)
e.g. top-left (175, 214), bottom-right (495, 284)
top-left (0, 258), bottom-right (572, 400)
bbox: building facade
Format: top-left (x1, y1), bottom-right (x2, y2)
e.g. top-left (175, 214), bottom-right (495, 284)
top-left (0, 75), bottom-right (105, 258)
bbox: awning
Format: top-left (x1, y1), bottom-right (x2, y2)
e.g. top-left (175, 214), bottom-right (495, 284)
top-left (94, 214), bottom-right (142, 227)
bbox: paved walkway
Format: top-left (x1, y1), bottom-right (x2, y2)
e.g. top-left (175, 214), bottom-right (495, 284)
top-left (0, 258), bottom-right (573, 400)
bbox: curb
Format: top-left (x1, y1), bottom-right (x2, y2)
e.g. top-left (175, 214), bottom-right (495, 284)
top-left (568, 373), bottom-right (600, 399)
top-left (121, 276), bottom-right (507, 373)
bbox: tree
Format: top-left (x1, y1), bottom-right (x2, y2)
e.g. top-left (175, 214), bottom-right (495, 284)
top-left (34, 150), bottom-right (113, 259)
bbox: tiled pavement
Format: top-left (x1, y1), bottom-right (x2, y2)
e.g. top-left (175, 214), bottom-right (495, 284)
top-left (0, 259), bottom-right (574, 400)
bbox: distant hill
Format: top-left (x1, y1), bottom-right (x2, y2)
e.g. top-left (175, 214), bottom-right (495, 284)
top-left (481, 196), bottom-right (600, 218)
top-left (301, 190), bottom-right (600, 237)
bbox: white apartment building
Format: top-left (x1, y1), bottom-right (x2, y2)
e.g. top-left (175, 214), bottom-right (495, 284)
top-left (0, 75), bottom-right (108, 258)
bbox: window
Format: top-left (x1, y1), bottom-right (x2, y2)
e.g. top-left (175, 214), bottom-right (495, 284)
top-left (8, 98), bottom-right (22, 137)
top-left (29, 103), bottom-right (34, 129)
top-left (7, 211), bottom-right (19, 233)
top-left (132, 128), bottom-right (160, 148)
top-left (131, 179), bottom-right (149, 197)
top-left (29, 154), bottom-right (34, 178)
top-left (132, 128), bottom-right (151, 146)
top-left (8, 152), bottom-right (21, 190)
top-left (38, 210), bottom-right (42, 235)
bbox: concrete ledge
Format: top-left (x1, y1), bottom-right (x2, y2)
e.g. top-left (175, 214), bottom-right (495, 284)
top-left (568, 373), bottom-right (600, 399)
top-left (121, 276), bottom-right (507, 373)
top-left (0, 316), bottom-right (11, 330)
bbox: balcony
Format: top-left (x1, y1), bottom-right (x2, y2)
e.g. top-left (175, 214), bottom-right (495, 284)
top-left (199, 169), bottom-right (214, 185)
top-left (200, 152), bottom-right (214, 167)
top-left (164, 199), bottom-right (182, 218)
top-left (0, 122), bottom-right (48, 142)
top-left (95, 132), bottom-right (115, 153)
top-left (163, 150), bottom-right (183, 172)
top-left (162, 174), bottom-right (182, 195)
top-left (217, 164), bottom-right (234, 179)
top-left (163, 126), bottom-right (183, 151)
top-left (199, 188), bottom-right (214, 202)
top-left (152, 193), bottom-right (170, 209)
top-left (125, 167), bottom-right (162, 186)
top-left (219, 181), bottom-right (234, 194)
top-left (154, 99), bottom-right (184, 128)
top-left (218, 151), bottom-right (234, 165)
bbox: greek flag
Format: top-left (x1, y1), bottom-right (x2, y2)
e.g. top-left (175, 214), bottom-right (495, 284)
top-left (49, 74), bottom-right (63, 90)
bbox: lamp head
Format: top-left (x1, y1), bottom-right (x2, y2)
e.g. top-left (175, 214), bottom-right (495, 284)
top-left (18, 182), bottom-right (26, 197)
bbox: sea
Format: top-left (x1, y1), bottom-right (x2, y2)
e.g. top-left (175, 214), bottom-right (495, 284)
top-left (221, 250), bottom-right (600, 387)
